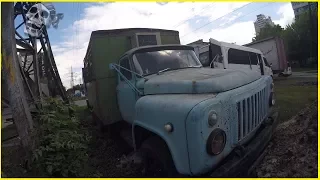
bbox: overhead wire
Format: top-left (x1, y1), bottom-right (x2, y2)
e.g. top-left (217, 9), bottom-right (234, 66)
top-left (198, 2), bottom-right (274, 41)
top-left (180, 2), bottom-right (253, 40)
top-left (171, 2), bottom-right (216, 29)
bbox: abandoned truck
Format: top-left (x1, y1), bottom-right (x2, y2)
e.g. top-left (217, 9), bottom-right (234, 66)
top-left (82, 28), bottom-right (279, 177)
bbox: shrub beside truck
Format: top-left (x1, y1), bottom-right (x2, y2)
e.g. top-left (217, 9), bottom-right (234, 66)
top-left (82, 28), bottom-right (279, 177)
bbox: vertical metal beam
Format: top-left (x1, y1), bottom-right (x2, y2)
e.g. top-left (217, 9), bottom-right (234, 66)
top-left (23, 53), bottom-right (28, 69)
top-left (42, 30), bottom-right (68, 102)
top-left (2, 2), bottom-right (35, 151)
top-left (32, 38), bottom-right (42, 104)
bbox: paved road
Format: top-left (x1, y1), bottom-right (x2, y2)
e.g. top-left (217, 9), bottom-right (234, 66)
top-left (74, 99), bottom-right (87, 107)
top-left (290, 71), bottom-right (317, 78)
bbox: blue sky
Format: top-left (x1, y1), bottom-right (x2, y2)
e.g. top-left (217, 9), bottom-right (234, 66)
top-left (16, 2), bottom-right (295, 88)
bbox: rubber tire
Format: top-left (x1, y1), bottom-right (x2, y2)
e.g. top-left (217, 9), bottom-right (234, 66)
top-left (138, 136), bottom-right (180, 177)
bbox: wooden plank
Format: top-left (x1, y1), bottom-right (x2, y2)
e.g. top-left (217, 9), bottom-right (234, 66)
top-left (1, 2), bottom-right (35, 151)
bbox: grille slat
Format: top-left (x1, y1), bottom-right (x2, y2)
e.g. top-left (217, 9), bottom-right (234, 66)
top-left (262, 89), bottom-right (266, 117)
top-left (253, 95), bottom-right (256, 128)
top-left (237, 86), bottom-right (268, 141)
top-left (237, 102), bottom-right (243, 139)
top-left (245, 99), bottom-right (249, 135)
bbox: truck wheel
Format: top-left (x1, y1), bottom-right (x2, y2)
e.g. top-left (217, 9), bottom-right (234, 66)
top-left (138, 136), bottom-right (179, 177)
top-left (91, 112), bottom-right (106, 132)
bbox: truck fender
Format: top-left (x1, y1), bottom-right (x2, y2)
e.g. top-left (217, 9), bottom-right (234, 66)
top-left (132, 122), bottom-right (190, 175)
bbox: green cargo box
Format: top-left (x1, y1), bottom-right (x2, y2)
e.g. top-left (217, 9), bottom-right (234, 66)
top-left (83, 28), bottom-right (180, 125)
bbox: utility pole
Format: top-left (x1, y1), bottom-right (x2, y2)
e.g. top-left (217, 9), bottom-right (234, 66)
top-left (70, 66), bottom-right (74, 88)
top-left (2, 2), bottom-right (35, 151)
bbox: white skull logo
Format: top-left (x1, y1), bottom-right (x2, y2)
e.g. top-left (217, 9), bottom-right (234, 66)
top-left (24, 3), bottom-right (50, 37)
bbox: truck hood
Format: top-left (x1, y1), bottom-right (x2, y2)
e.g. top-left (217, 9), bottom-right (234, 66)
top-left (137, 68), bottom-right (261, 95)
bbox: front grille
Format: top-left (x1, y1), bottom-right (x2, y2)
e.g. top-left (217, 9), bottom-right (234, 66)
top-left (237, 86), bottom-right (269, 141)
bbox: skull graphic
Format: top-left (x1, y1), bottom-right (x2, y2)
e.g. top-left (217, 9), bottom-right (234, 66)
top-left (42, 3), bottom-right (64, 29)
top-left (24, 3), bottom-right (50, 37)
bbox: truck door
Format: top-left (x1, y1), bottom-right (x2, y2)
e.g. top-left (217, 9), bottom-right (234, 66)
top-left (249, 52), bottom-right (263, 75)
top-left (209, 43), bottom-right (224, 68)
top-left (262, 56), bottom-right (273, 76)
top-left (116, 57), bottom-right (137, 123)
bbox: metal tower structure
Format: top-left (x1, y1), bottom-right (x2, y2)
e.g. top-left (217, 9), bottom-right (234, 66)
top-left (2, 2), bottom-right (69, 149)
top-left (13, 2), bottom-right (68, 103)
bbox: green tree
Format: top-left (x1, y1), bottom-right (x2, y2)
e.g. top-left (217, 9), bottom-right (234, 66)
top-left (282, 11), bottom-right (318, 67)
top-left (251, 8), bottom-right (318, 67)
top-left (252, 24), bottom-right (284, 42)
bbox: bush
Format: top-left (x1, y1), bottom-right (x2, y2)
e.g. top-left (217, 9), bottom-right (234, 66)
top-left (32, 98), bottom-right (91, 177)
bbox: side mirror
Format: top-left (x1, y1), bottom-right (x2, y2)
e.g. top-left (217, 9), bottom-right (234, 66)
top-left (109, 63), bottom-right (115, 70)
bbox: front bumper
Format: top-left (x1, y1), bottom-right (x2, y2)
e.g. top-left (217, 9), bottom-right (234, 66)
top-left (209, 110), bottom-right (279, 177)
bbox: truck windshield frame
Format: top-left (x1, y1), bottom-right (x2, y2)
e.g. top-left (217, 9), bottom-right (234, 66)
top-left (132, 49), bottom-right (202, 76)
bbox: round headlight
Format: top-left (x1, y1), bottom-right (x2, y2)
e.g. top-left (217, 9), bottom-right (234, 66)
top-left (208, 111), bottom-right (218, 127)
top-left (269, 92), bottom-right (275, 106)
top-left (206, 128), bottom-right (226, 155)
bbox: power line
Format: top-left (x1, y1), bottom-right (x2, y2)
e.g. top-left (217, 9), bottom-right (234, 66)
top-left (198, 2), bottom-right (273, 40)
top-left (180, 2), bottom-right (253, 39)
top-left (172, 3), bottom-right (216, 29)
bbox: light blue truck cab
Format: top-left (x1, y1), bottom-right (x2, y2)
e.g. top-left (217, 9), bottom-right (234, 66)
top-left (109, 45), bottom-right (279, 177)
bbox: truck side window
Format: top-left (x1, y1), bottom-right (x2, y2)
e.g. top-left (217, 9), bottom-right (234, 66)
top-left (119, 57), bottom-right (132, 81)
top-left (228, 48), bottom-right (250, 65)
top-left (210, 44), bottom-right (223, 63)
top-left (199, 51), bottom-right (210, 67)
top-left (249, 52), bottom-right (259, 65)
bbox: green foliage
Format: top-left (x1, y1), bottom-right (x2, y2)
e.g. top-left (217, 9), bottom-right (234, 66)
top-left (32, 97), bottom-right (91, 177)
top-left (253, 24), bottom-right (284, 42)
top-left (282, 11), bottom-right (318, 66)
top-left (252, 10), bottom-right (318, 67)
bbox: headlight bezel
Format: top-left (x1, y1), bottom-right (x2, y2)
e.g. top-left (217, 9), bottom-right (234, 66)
top-left (208, 110), bottom-right (218, 127)
top-left (269, 82), bottom-right (275, 106)
top-left (206, 128), bottom-right (226, 155)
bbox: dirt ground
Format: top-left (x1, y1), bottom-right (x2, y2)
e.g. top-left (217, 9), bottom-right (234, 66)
top-left (255, 100), bottom-right (318, 178)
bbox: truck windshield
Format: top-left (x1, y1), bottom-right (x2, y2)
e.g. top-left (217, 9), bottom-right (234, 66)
top-left (133, 49), bottom-right (202, 76)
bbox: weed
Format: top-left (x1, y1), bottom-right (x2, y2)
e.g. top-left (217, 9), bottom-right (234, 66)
top-left (32, 97), bottom-right (91, 177)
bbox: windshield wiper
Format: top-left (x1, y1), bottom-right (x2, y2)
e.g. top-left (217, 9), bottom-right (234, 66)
top-left (157, 68), bottom-right (171, 75)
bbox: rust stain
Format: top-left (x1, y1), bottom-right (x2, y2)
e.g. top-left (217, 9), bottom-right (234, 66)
top-left (3, 53), bottom-right (15, 84)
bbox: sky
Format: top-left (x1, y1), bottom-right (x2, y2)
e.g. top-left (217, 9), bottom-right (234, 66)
top-left (17, 2), bottom-right (295, 89)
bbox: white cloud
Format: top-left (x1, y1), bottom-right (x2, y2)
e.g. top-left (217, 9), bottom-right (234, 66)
top-left (52, 2), bottom-right (252, 88)
top-left (274, 3), bottom-right (295, 28)
top-left (48, 3), bottom-right (296, 89)
top-left (203, 21), bottom-right (255, 45)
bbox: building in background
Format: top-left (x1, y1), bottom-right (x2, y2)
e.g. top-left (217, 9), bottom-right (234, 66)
top-left (254, 14), bottom-right (275, 36)
top-left (291, 2), bottom-right (318, 19)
